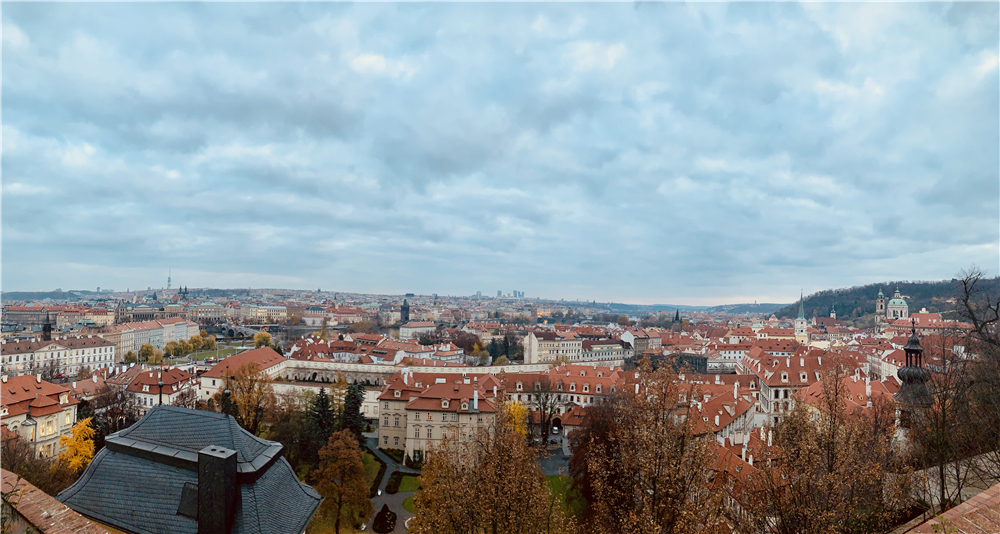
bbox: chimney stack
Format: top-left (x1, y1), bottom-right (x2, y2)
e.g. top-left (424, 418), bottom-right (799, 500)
top-left (198, 445), bottom-right (237, 534)
top-left (473, 389), bottom-right (478, 411)
top-left (767, 430), bottom-right (772, 447)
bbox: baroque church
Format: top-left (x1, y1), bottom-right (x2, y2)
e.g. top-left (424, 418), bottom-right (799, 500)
top-left (875, 287), bottom-right (908, 325)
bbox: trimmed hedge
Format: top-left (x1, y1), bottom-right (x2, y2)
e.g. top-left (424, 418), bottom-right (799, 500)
top-left (372, 504), bottom-right (397, 534)
top-left (365, 447), bottom-right (388, 498)
top-left (385, 471), bottom-right (404, 494)
top-left (379, 447), bottom-right (405, 464)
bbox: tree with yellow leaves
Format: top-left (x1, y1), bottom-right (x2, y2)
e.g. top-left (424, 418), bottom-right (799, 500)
top-left (58, 417), bottom-right (95, 472)
top-left (254, 331), bottom-right (272, 349)
top-left (212, 362), bottom-right (276, 436)
top-left (504, 401), bottom-right (529, 438)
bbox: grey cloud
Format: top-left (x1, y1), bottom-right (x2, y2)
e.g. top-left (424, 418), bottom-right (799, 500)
top-left (2, 2), bottom-right (997, 302)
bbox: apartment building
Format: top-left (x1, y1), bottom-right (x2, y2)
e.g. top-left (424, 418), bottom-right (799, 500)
top-left (1, 375), bottom-right (79, 458)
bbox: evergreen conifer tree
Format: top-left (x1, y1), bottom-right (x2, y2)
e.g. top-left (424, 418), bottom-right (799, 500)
top-left (304, 388), bottom-right (337, 465)
top-left (342, 384), bottom-right (365, 445)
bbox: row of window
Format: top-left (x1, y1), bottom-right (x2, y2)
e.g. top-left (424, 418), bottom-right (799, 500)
top-left (514, 382), bottom-right (604, 393)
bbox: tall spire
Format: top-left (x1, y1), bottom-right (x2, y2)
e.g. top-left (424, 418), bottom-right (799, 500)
top-left (797, 291), bottom-right (805, 320)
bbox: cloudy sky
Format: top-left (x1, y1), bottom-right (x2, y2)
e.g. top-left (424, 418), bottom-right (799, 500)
top-left (2, 3), bottom-right (997, 305)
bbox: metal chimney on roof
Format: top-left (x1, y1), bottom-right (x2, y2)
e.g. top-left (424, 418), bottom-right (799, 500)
top-left (198, 446), bottom-right (237, 534)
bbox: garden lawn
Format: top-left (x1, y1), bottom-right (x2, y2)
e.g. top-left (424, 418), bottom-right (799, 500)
top-left (398, 475), bottom-right (421, 493)
top-left (547, 475), bottom-right (585, 519)
top-left (189, 347), bottom-right (241, 361)
top-left (362, 452), bottom-right (380, 488)
top-left (402, 496), bottom-right (415, 514)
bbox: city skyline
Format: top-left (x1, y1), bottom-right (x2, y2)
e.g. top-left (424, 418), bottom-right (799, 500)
top-left (3, 3), bottom-right (998, 305)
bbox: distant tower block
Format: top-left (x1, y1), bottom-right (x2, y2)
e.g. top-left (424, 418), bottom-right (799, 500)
top-left (168, 268), bottom-right (172, 290)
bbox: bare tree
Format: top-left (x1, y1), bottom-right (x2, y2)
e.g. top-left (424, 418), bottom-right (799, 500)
top-left (93, 384), bottom-right (141, 433)
top-left (173, 388), bottom-right (197, 409)
top-left (954, 267), bottom-right (1000, 484)
top-left (523, 375), bottom-right (562, 445)
top-left (409, 402), bottom-right (575, 534)
top-left (736, 364), bottom-right (911, 534)
top-left (569, 362), bottom-right (724, 534)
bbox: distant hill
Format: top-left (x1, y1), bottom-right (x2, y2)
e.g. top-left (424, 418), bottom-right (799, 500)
top-left (773, 278), bottom-right (1000, 321)
top-left (703, 303), bottom-right (787, 315)
top-left (1, 290), bottom-right (94, 302)
top-left (615, 302), bottom-right (788, 315)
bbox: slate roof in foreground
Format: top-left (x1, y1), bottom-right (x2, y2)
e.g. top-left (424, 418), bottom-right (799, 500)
top-left (58, 405), bottom-right (320, 534)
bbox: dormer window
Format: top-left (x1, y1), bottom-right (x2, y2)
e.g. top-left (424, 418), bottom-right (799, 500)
top-left (583, 384), bottom-right (589, 393)
top-left (781, 373), bottom-right (788, 382)
top-left (557, 383), bottom-right (563, 391)
top-left (394, 390), bottom-right (401, 398)
top-left (441, 399), bottom-right (449, 409)
top-left (569, 383), bottom-right (576, 392)
top-left (143, 385), bottom-right (149, 392)
top-left (596, 384), bottom-right (602, 393)
top-left (516, 382), bottom-right (523, 391)
top-left (800, 372), bottom-right (807, 381)
top-left (461, 402), bottom-right (468, 410)
top-left (580, 371), bottom-right (585, 376)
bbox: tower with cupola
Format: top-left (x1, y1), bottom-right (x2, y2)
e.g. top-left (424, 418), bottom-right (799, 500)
top-left (794, 291), bottom-right (809, 344)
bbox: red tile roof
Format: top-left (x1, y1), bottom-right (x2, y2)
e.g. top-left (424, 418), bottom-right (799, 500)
top-left (202, 347), bottom-right (285, 378)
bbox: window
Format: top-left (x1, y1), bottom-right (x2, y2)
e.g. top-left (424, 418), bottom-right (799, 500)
top-left (414, 427), bottom-right (420, 438)
top-left (65, 413), bottom-right (71, 425)
top-left (415, 413), bottom-right (420, 421)
top-left (384, 416), bottom-right (389, 426)
top-left (596, 385), bottom-right (602, 393)
top-left (394, 416), bottom-right (400, 427)
top-left (583, 384), bottom-right (589, 393)
top-left (450, 413), bottom-right (456, 421)
top-left (383, 435), bottom-right (388, 445)
top-left (394, 436), bottom-right (399, 446)
top-left (426, 428), bottom-right (432, 439)
top-left (384, 401), bottom-right (389, 409)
